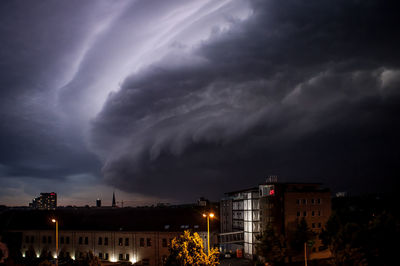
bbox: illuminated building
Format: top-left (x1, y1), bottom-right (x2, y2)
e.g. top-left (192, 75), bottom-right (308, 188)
top-left (29, 192), bottom-right (57, 210)
top-left (219, 180), bottom-right (331, 259)
top-left (1, 206), bottom-right (219, 266)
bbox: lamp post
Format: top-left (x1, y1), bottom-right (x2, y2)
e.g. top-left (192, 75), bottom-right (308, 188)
top-left (51, 219), bottom-right (58, 266)
top-left (202, 212), bottom-right (214, 256)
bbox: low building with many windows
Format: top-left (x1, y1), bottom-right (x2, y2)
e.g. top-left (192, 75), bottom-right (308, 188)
top-left (1, 206), bottom-right (219, 265)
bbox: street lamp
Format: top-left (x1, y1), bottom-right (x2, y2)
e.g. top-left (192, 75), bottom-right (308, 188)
top-left (202, 212), bottom-right (215, 255)
top-left (51, 219), bottom-right (58, 266)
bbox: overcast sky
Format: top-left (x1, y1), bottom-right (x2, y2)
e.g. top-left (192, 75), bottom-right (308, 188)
top-left (0, 0), bottom-right (399, 206)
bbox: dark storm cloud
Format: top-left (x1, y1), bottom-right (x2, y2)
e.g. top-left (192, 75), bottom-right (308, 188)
top-left (0, 0), bottom-right (108, 181)
top-left (91, 0), bottom-right (400, 200)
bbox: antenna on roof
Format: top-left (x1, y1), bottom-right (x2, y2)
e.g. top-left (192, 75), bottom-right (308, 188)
top-left (266, 175), bottom-right (278, 183)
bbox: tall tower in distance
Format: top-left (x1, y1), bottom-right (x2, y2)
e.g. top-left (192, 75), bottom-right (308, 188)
top-left (112, 191), bottom-right (116, 208)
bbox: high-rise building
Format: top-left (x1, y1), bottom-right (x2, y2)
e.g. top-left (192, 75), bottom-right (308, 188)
top-left (96, 198), bottom-right (102, 207)
top-left (219, 181), bottom-right (331, 259)
top-left (29, 192), bottom-right (57, 210)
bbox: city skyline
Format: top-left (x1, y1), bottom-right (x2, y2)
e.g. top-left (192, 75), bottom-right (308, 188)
top-left (1, 0), bottom-right (399, 206)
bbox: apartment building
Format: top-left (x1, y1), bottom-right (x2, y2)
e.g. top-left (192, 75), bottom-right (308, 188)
top-left (220, 181), bottom-right (331, 259)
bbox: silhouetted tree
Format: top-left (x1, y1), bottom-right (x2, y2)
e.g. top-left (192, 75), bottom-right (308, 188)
top-left (256, 224), bottom-right (285, 265)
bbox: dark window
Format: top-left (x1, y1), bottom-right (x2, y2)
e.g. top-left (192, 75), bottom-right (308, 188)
top-left (30, 236), bottom-right (35, 243)
top-left (118, 238), bottom-right (123, 246)
top-left (104, 237), bottom-right (108, 246)
top-left (317, 198), bottom-right (321, 204)
top-left (119, 254), bottom-right (123, 261)
top-left (98, 237), bottom-right (102, 245)
top-left (25, 236), bottom-right (29, 243)
top-left (125, 238), bottom-right (129, 246)
top-left (147, 238), bottom-right (152, 247)
top-left (99, 253), bottom-right (103, 259)
top-left (162, 238), bottom-right (167, 248)
top-left (312, 211), bottom-right (315, 217)
top-left (105, 253), bottom-right (109, 260)
top-left (61, 236), bottom-right (64, 244)
top-left (303, 211), bottom-right (306, 217)
top-left (318, 211), bottom-right (321, 216)
top-left (140, 238), bottom-right (145, 247)
top-left (66, 252), bottom-right (70, 258)
top-left (48, 236), bottom-right (52, 244)
top-left (302, 199), bottom-right (307, 204)
top-left (42, 236), bottom-right (47, 243)
top-left (125, 254), bottom-right (129, 261)
top-left (318, 222), bottom-right (322, 228)
top-left (143, 259), bottom-right (150, 266)
top-left (311, 199), bottom-right (315, 204)
top-left (312, 223), bottom-right (315, 228)
top-left (66, 236), bottom-right (70, 244)
top-left (297, 211), bottom-right (300, 217)
top-left (85, 237), bottom-right (88, 245)
top-left (296, 199), bottom-right (300, 204)
top-left (79, 237), bottom-right (83, 245)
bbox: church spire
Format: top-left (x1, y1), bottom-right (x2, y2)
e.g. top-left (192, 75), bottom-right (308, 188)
top-left (112, 191), bottom-right (116, 207)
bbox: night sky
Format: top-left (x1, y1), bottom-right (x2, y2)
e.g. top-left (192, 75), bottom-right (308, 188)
top-left (1, 0), bottom-right (399, 206)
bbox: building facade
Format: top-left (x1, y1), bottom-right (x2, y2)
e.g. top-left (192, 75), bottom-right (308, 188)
top-left (220, 181), bottom-right (331, 259)
top-left (18, 229), bottom-right (211, 265)
top-left (29, 192), bottom-right (57, 210)
top-left (1, 206), bottom-right (219, 266)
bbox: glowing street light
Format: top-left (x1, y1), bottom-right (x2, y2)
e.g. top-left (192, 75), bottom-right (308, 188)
top-left (51, 219), bottom-right (58, 266)
top-left (202, 212), bottom-right (215, 255)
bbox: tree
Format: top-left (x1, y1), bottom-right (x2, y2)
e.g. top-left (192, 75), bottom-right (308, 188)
top-left (288, 218), bottom-right (315, 257)
top-left (165, 230), bottom-right (219, 265)
top-left (256, 224), bottom-right (286, 265)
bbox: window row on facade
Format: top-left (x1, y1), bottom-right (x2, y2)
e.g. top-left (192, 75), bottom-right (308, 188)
top-left (296, 198), bottom-right (322, 205)
top-left (25, 235), bottom-right (171, 248)
top-left (296, 210), bottom-right (322, 217)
